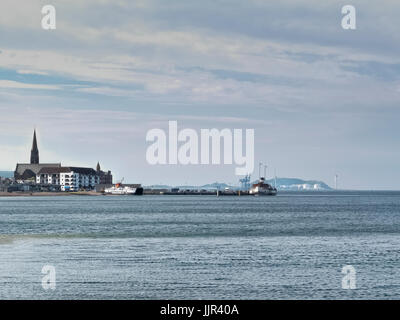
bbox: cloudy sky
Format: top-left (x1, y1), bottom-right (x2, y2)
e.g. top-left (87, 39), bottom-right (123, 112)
top-left (0, 0), bottom-right (399, 189)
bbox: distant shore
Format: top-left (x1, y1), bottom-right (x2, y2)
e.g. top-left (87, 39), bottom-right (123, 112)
top-left (0, 191), bottom-right (102, 197)
top-left (1, 190), bottom-right (398, 198)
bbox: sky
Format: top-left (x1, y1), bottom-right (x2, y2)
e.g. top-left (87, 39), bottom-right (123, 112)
top-left (0, 0), bottom-right (399, 189)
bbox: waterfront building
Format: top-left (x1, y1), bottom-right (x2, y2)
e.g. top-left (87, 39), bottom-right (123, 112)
top-left (37, 167), bottom-right (99, 191)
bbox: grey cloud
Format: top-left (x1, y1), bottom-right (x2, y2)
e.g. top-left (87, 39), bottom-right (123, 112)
top-left (340, 60), bottom-right (400, 81)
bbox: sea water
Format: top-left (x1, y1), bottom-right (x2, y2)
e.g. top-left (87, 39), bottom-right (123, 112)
top-left (0, 192), bottom-right (399, 299)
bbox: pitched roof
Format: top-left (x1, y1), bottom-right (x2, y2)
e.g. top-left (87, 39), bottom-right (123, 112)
top-left (37, 166), bottom-right (98, 175)
top-left (37, 167), bottom-right (71, 174)
top-left (15, 163), bottom-right (61, 175)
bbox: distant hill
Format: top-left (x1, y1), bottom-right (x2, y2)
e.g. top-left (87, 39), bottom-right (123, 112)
top-left (199, 182), bottom-right (231, 189)
top-left (0, 171), bottom-right (13, 178)
top-left (145, 178), bottom-right (332, 191)
top-left (264, 178), bottom-right (332, 190)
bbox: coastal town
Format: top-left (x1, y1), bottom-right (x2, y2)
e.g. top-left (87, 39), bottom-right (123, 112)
top-left (0, 130), bottom-right (142, 195)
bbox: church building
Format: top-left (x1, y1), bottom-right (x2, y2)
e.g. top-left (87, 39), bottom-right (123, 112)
top-left (14, 130), bottom-right (61, 181)
top-left (96, 162), bottom-right (113, 185)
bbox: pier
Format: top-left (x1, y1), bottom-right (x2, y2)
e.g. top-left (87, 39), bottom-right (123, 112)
top-left (143, 189), bottom-right (251, 196)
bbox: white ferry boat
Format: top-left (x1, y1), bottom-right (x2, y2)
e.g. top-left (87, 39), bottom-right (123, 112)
top-left (249, 177), bottom-right (277, 196)
top-left (104, 182), bottom-right (137, 195)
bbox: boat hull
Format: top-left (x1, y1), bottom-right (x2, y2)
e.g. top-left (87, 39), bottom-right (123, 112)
top-left (250, 190), bottom-right (277, 196)
top-left (104, 186), bottom-right (140, 195)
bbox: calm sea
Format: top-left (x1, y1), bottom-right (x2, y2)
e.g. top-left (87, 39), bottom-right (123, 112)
top-left (0, 192), bottom-right (399, 299)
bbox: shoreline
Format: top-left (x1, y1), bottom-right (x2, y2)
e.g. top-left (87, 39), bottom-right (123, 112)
top-left (0, 191), bottom-right (102, 197)
top-left (1, 190), bottom-right (399, 197)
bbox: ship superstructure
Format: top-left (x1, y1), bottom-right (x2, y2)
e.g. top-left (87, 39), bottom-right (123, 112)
top-left (248, 162), bottom-right (277, 196)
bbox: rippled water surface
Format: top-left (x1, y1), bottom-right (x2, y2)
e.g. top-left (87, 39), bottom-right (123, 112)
top-left (0, 192), bottom-right (399, 299)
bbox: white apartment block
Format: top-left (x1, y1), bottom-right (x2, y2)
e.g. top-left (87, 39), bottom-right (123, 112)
top-left (37, 167), bottom-right (100, 191)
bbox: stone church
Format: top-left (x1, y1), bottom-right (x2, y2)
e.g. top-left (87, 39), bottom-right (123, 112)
top-left (14, 130), bottom-right (61, 181)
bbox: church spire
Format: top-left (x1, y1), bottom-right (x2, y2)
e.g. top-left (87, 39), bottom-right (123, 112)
top-left (30, 129), bottom-right (39, 164)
